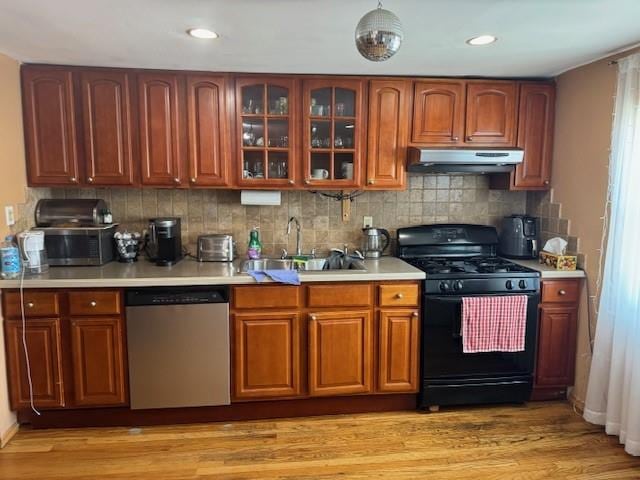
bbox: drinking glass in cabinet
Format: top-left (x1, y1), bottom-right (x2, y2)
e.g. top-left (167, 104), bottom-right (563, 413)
top-left (242, 85), bottom-right (264, 114)
top-left (243, 119), bottom-right (264, 146)
top-left (267, 119), bottom-right (289, 147)
top-left (243, 151), bottom-right (265, 179)
top-left (334, 121), bottom-right (354, 148)
top-left (268, 152), bottom-right (289, 179)
top-left (268, 85), bottom-right (289, 115)
top-left (335, 88), bottom-right (355, 117)
top-left (310, 88), bottom-right (331, 116)
top-left (310, 121), bottom-right (330, 148)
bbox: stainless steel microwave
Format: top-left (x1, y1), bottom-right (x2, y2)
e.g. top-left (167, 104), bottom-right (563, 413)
top-left (34, 225), bottom-right (117, 266)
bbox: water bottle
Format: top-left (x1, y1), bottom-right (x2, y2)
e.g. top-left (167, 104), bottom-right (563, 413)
top-left (1, 235), bottom-right (22, 279)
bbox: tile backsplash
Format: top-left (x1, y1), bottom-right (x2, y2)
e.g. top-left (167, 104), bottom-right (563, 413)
top-left (24, 174), bottom-right (527, 257)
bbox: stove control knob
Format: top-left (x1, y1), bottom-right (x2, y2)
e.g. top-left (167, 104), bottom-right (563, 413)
top-left (519, 280), bottom-right (528, 289)
top-left (453, 280), bottom-right (463, 291)
top-left (439, 282), bottom-right (450, 292)
top-left (506, 280), bottom-right (514, 290)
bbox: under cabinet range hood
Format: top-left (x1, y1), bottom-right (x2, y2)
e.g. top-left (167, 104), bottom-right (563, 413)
top-left (407, 147), bottom-right (524, 174)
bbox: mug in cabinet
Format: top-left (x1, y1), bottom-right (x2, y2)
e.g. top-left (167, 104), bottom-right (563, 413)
top-left (311, 169), bottom-right (329, 179)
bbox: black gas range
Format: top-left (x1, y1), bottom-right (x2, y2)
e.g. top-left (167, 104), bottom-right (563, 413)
top-left (397, 224), bottom-right (541, 410)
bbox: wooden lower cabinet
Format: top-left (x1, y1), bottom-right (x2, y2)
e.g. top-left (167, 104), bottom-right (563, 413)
top-left (2, 288), bottom-right (128, 411)
top-left (534, 306), bottom-right (578, 396)
top-left (377, 309), bottom-right (419, 393)
top-left (4, 318), bottom-right (65, 409)
top-left (233, 311), bottom-right (302, 400)
top-left (308, 310), bottom-right (373, 396)
top-left (70, 317), bottom-right (127, 406)
top-left (532, 279), bottom-right (581, 401)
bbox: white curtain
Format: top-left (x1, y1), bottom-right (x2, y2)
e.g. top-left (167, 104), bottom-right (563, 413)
top-left (584, 53), bottom-right (640, 456)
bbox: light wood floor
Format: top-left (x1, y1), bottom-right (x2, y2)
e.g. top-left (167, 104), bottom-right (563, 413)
top-left (1, 402), bottom-right (638, 479)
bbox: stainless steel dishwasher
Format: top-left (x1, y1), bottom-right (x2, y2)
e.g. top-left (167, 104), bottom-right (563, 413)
top-left (125, 286), bottom-right (230, 409)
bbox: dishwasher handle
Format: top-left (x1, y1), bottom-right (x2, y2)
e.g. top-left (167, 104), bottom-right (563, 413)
top-left (125, 285), bottom-right (229, 306)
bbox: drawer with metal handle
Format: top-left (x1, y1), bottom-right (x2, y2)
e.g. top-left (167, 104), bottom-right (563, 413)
top-left (3, 291), bottom-right (60, 318)
top-left (69, 290), bottom-right (122, 316)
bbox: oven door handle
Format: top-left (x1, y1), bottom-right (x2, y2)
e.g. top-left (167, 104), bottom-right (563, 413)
top-left (426, 293), bottom-right (537, 303)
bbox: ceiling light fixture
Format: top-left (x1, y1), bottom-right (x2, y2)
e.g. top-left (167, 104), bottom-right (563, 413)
top-left (187, 28), bottom-right (219, 39)
top-left (355, 1), bottom-right (403, 62)
top-left (466, 35), bottom-right (497, 46)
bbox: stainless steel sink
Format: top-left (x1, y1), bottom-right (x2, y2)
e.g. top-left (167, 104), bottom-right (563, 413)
top-left (241, 259), bottom-right (294, 272)
top-left (241, 257), bottom-right (367, 272)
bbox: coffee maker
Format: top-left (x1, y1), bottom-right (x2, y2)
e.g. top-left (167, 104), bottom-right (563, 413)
top-left (499, 215), bottom-right (539, 259)
top-left (146, 218), bottom-right (182, 266)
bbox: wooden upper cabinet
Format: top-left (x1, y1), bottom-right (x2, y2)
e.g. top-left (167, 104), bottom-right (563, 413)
top-left (411, 80), bottom-right (465, 145)
top-left (4, 318), bottom-right (65, 409)
top-left (377, 309), bottom-right (419, 393)
top-left (308, 310), bottom-right (372, 396)
top-left (366, 79), bottom-right (410, 189)
top-left (535, 306), bottom-right (578, 387)
top-left (70, 316), bottom-right (127, 406)
top-left (137, 73), bottom-right (184, 186)
top-left (235, 76), bottom-right (298, 188)
top-left (22, 67), bottom-right (80, 186)
top-left (512, 83), bottom-right (555, 189)
top-left (233, 311), bottom-right (302, 400)
top-left (186, 75), bottom-right (232, 187)
top-left (302, 78), bottom-right (365, 189)
top-left (465, 81), bottom-right (517, 145)
top-left (80, 70), bottom-right (135, 186)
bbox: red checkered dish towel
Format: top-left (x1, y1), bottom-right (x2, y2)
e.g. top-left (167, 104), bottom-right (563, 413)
top-left (461, 296), bottom-right (528, 353)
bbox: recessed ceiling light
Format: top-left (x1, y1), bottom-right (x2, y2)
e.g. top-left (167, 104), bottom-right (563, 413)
top-left (187, 28), bottom-right (219, 39)
top-left (466, 35), bottom-right (497, 46)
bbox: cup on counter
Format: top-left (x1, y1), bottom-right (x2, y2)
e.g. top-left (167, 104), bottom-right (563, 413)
top-left (311, 169), bottom-right (329, 180)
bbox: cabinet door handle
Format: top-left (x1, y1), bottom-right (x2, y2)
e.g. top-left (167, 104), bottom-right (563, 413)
top-left (304, 179), bottom-right (311, 185)
top-left (90, 301), bottom-right (97, 307)
top-left (288, 179), bottom-right (295, 185)
top-left (544, 180), bottom-right (550, 185)
top-left (395, 293), bottom-right (404, 299)
top-left (174, 177), bottom-right (180, 184)
top-left (452, 136), bottom-right (459, 141)
top-left (26, 302), bottom-right (35, 308)
top-left (368, 179), bottom-right (375, 185)
top-left (310, 315), bottom-right (317, 321)
top-left (466, 136), bottom-right (473, 141)
top-left (87, 177), bottom-right (94, 183)
top-left (70, 177), bottom-right (77, 182)
top-left (190, 177), bottom-right (197, 183)
top-left (558, 289), bottom-right (566, 296)
top-left (412, 311), bottom-right (419, 317)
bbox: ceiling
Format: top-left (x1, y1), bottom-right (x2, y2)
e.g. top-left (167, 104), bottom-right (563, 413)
top-left (1, 0), bottom-right (639, 78)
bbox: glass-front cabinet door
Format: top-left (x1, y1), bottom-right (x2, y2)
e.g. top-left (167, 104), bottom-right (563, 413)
top-left (235, 77), bottom-right (298, 187)
top-left (302, 79), bottom-right (364, 188)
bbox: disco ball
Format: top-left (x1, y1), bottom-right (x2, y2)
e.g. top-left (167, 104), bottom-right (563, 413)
top-left (355, 4), bottom-right (404, 62)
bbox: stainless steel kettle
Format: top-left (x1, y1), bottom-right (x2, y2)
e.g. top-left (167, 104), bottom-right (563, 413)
top-left (362, 227), bottom-right (390, 259)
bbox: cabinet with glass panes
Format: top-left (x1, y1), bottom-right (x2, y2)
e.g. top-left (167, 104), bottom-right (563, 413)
top-left (302, 79), bottom-right (365, 188)
top-left (235, 77), bottom-right (298, 187)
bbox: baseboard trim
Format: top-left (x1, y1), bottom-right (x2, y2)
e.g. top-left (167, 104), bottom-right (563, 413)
top-left (1, 422), bottom-right (19, 448)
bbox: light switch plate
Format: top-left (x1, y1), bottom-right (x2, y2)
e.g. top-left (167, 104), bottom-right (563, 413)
top-left (4, 206), bottom-right (15, 226)
top-left (363, 216), bottom-right (373, 228)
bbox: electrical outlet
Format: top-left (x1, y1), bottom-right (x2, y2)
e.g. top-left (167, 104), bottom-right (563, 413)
top-left (4, 206), bottom-right (15, 226)
top-left (363, 216), bottom-right (373, 228)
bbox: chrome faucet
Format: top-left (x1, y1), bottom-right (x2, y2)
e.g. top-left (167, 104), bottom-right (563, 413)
top-left (286, 216), bottom-right (302, 256)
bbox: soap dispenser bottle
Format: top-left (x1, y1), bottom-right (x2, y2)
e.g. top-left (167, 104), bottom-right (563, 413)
top-left (247, 227), bottom-right (262, 260)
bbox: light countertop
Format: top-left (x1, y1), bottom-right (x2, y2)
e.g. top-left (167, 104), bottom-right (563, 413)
top-left (510, 259), bottom-right (586, 279)
top-left (0, 256), bottom-right (425, 289)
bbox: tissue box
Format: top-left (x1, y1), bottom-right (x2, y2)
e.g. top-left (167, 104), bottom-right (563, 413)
top-left (539, 251), bottom-right (577, 271)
